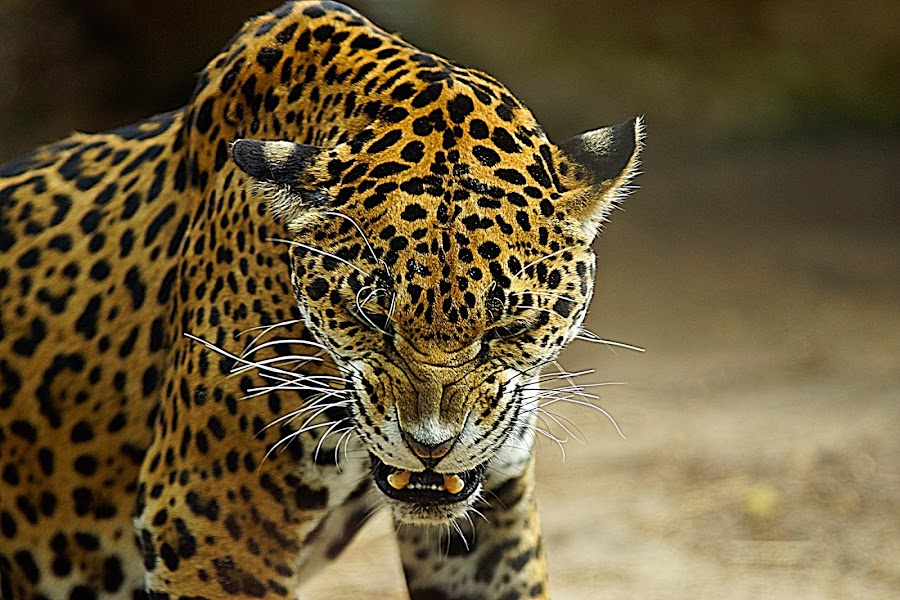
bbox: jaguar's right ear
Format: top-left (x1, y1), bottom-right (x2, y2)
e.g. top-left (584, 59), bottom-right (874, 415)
top-left (556, 117), bottom-right (644, 238)
top-left (230, 139), bottom-right (329, 226)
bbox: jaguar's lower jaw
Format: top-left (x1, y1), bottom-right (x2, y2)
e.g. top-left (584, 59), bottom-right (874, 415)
top-left (371, 456), bottom-right (486, 524)
top-left (386, 494), bottom-right (478, 524)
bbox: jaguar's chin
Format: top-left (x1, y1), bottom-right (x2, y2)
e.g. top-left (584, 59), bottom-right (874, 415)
top-left (371, 455), bottom-right (486, 523)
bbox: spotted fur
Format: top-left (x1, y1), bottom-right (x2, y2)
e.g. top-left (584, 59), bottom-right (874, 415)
top-left (0, 2), bottom-right (643, 598)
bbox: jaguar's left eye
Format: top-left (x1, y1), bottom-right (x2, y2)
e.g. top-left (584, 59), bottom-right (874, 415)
top-left (489, 317), bottom-right (538, 340)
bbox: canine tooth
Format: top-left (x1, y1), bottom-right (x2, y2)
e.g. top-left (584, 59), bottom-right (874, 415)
top-left (387, 471), bottom-right (411, 490)
top-left (444, 474), bottom-right (465, 494)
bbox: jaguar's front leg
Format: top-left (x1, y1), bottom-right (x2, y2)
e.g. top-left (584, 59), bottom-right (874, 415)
top-left (396, 456), bottom-right (549, 600)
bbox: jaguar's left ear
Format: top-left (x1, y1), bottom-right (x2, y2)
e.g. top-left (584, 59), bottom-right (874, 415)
top-left (556, 116), bottom-right (644, 237)
top-left (230, 139), bottom-right (330, 226)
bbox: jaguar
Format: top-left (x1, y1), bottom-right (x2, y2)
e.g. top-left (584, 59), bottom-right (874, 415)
top-left (0, 1), bottom-right (643, 598)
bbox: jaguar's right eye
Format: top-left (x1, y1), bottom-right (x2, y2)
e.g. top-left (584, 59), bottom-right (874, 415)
top-left (360, 307), bottom-right (392, 334)
top-left (351, 291), bottom-right (394, 334)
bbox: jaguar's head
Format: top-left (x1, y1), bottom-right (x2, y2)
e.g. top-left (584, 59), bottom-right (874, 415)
top-left (231, 111), bottom-right (642, 523)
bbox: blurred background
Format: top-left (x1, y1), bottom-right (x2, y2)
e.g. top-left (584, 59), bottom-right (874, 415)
top-left (1, 1), bottom-right (897, 598)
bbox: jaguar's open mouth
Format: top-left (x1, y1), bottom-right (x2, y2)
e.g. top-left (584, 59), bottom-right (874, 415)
top-left (372, 456), bottom-right (485, 505)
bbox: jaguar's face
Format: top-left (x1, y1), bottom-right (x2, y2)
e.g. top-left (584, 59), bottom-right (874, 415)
top-left (285, 203), bottom-right (598, 521)
top-left (230, 116), bottom-right (641, 522)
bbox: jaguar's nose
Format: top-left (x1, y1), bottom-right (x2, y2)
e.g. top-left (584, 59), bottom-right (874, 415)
top-left (401, 431), bottom-right (456, 468)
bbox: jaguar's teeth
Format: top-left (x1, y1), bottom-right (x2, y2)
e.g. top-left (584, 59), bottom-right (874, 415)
top-left (443, 474), bottom-right (465, 495)
top-left (387, 470), bottom-right (411, 490)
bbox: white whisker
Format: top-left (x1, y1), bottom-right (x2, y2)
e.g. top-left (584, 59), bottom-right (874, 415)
top-left (333, 427), bottom-right (357, 471)
top-left (576, 328), bottom-right (645, 353)
top-left (318, 210), bottom-right (385, 275)
top-left (243, 373), bottom-right (350, 399)
top-left (185, 333), bottom-right (328, 381)
top-left (269, 238), bottom-right (372, 279)
top-left (523, 290), bottom-right (575, 303)
top-left (263, 418), bottom-right (346, 462)
top-left (354, 285), bottom-right (392, 335)
top-left (514, 247), bottom-right (573, 277)
top-left (541, 396), bottom-right (626, 440)
top-left (467, 505), bottom-right (490, 524)
top-left (532, 368), bottom-right (595, 383)
top-left (239, 337), bottom-right (328, 359)
top-left (236, 319), bottom-right (303, 357)
top-left (519, 305), bottom-right (566, 319)
top-left (259, 395), bottom-right (351, 433)
top-left (230, 352), bottom-right (323, 376)
top-left (534, 407), bottom-right (585, 444)
top-left (450, 519), bottom-right (471, 552)
top-left (519, 423), bottom-right (567, 459)
top-left (314, 422), bottom-right (353, 465)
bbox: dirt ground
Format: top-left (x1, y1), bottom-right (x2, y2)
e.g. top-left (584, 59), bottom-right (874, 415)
top-left (301, 137), bottom-right (899, 599)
